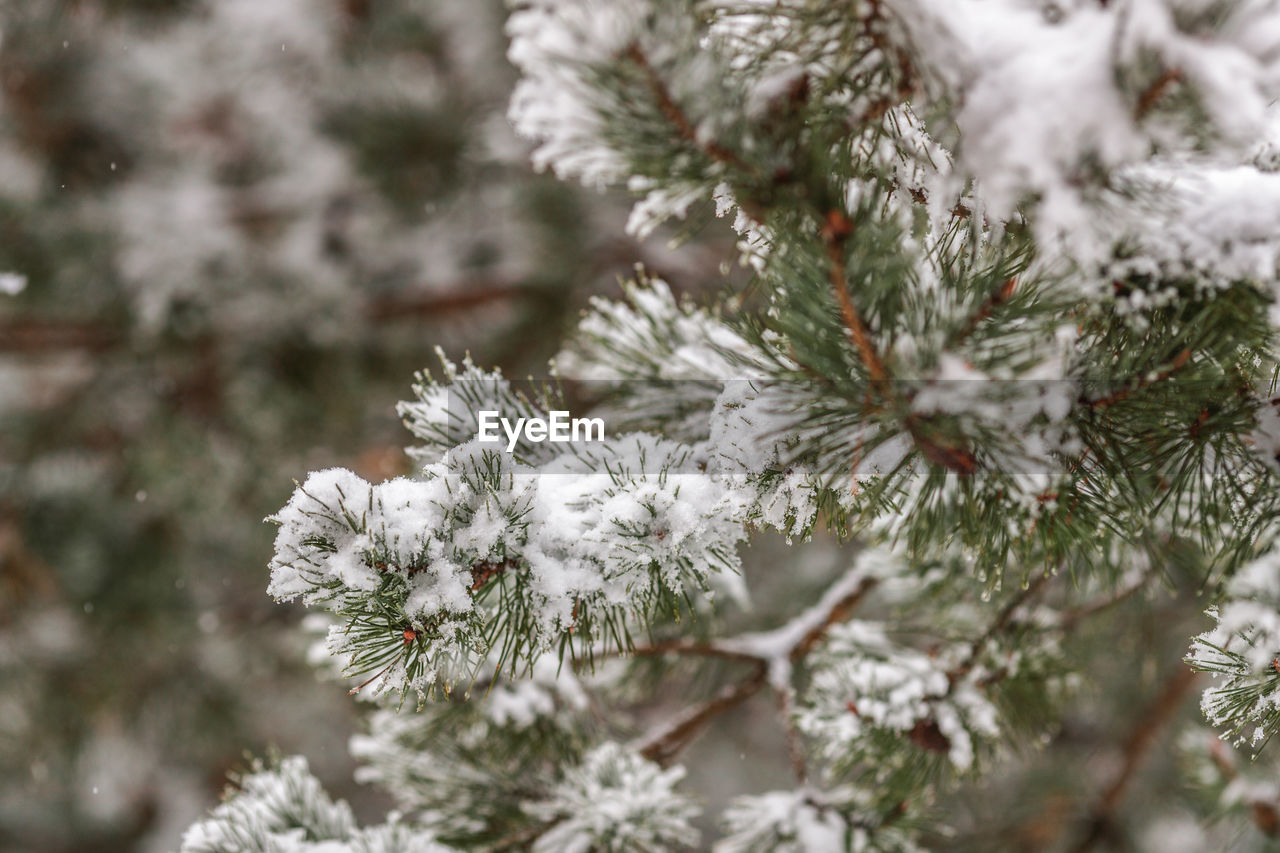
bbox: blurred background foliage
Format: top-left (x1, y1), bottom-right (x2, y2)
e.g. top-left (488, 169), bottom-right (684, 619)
top-left (0, 1), bottom-right (723, 849)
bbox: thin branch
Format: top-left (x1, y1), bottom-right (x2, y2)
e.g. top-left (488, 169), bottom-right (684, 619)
top-left (952, 276), bottom-right (1019, 345)
top-left (622, 570), bottom-right (881, 669)
top-left (470, 559), bottom-right (517, 591)
top-left (622, 43), bottom-right (751, 173)
top-left (347, 658), bottom-right (398, 695)
top-left (822, 208), bottom-right (888, 386)
top-left (629, 567), bottom-right (879, 766)
top-left (717, 570), bottom-right (881, 667)
top-left (1134, 68), bottom-right (1183, 120)
top-left (365, 281), bottom-right (533, 321)
top-left (772, 683), bottom-right (809, 783)
top-left (789, 575), bottom-right (881, 663)
top-left (948, 572), bottom-right (1052, 688)
top-left (1205, 735), bottom-right (1280, 838)
top-left (0, 318), bottom-right (121, 353)
top-left (1081, 348), bottom-right (1191, 409)
top-left (862, 0), bottom-right (918, 105)
top-left (492, 819), bottom-right (559, 852)
top-left (903, 413), bottom-right (979, 476)
top-left (1057, 569), bottom-right (1155, 632)
top-left (1067, 664), bottom-right (1200, 852)
top-left (623, 638), bottom-right (765, 666)
top-left (371, 556), bottom-right (516, 589)
top-left (636, 662), bottom-right (768, 765)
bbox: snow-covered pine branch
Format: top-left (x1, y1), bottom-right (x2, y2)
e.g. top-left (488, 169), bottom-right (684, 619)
top-left (179, 0), bottom-right (1280, 849)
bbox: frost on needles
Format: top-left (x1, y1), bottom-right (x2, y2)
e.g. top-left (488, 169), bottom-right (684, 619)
top-left (184, 0), bottom-right (1280, 850)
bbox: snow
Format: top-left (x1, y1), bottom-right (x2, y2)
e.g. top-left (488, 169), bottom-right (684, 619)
top-left (888, 0), bottom-right (1280, 264)
top-left (506, 0), bottom-right (647, 188)
top-left (269, 419), bottom-right (748, 696)
top-left (715, 789), bottom-right (850, 853)
top-left (0, 271), bottom-right (26, 295)
top-left (1190, 544), bottom-right (1280, 746)
top-left (180, 756), bottom-right (455, 853)
top-left (719, 553), bottom-right (889, 676)
top-left (524, 743), bottom-right (700, 853)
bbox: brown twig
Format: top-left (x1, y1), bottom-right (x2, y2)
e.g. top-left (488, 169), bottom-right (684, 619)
top-left (1068, 664), bottom-right (1200, 852)
top-left (637, 662), bottom-right (769, 765)
top-left (470, 559), bottom-right (516, 591)
top-left (953, 276), bottom-right (1019, 345)
top-left (948, 572), bottom-right (1052, 688)
top-left (1057, 570), bottom-right (1154, 632)
top-left (629, 569), bottom-right (878, 766)
top-left (822, 209), bottom-right (888, 386)
top-left (1080, 348), bottom-right (1191, 409)
top-left (624, 639), bottom-right (766, 666)
top-left (789, 575), bottom-right (881, 662)
top-left (0, 318), bottom-right (121, 353)
top-left (903, 414), bottom-right (979, 476)
top-left (0, 283), bottom-right (532, 355)
top-left (365, 280), bottom-right (534, 321)
top-left (1206, 735), bottom-right (1280, 838)
top-left (622, 43), bottom-right (750, 173)
top-left (347, 658), bottom-right (399, 695)
top-left (862, 0), bottom-right (918, 105)
top-left (1134, 68), bottom-right (1183, 120)
top-left (492, 819), bottom-right (558, 852)
top-left (773, 684), bottom-right (810, 783)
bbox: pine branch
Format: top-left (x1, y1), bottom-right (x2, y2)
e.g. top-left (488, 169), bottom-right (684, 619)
top-left (492, 819), bottom-right (558, 852)
top-left (1205, 735), bottom-right (1280, 838)
top-left (787, 573), bottom-right (882, 663)
top-left (470, 559), bottom-right (516, 591)
top-left (625, 568), bottom-right (881, 668)
top-left (0, 318), bottom-right (121, 352)
top-left (719, 569), bottom-right (882, 668)
top-left (772, 682), bottom-right (809, 783)
top-left (857, 0), bottom-right (918, 122)
top-left (365, 280), bottom-right (535, 321)
top-left (622, 639), bottom-right (766, 666)
top-left (1056, 569), bottom-right (1155, 632)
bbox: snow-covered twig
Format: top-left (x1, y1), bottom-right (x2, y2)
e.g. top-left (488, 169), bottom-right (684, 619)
top-left (631, 564), bottom-right (882, 765)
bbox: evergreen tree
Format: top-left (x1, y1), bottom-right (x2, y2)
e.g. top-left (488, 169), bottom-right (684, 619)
top-left (157, 0), bottom-right (1280, 849)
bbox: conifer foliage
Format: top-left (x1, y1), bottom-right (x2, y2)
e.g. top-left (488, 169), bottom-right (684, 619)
top-left (184, 0), bottom-right (1280, 850)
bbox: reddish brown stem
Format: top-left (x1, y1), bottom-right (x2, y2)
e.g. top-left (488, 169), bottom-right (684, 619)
top-left (822, 209), bottom-right (888, 387)
top-left (470, 559), bottom-right (516, 591)
top-left (366, 281), bottom-right (533, 321)
top-left (637, 663), bottom-right (768, 765)
top-left (1068, 665), bottom-right (1200, 852)
top-left (0, 319), bottom-right (121, 353)
top-left (626, 639), bottom-right (766, 666)
top-left (790, 575), bottom-right (881, 662)
top-left (954, 276), bottom-right (1018, 344)
top-left (622, 43), bottom-right (749, 173)
top-left (1135, 68), bottom-right (1183, 120)
top-left (1081, 348), bottom-right (1191, 409)
top-left (947, 572), bottom-right (1051, 688)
